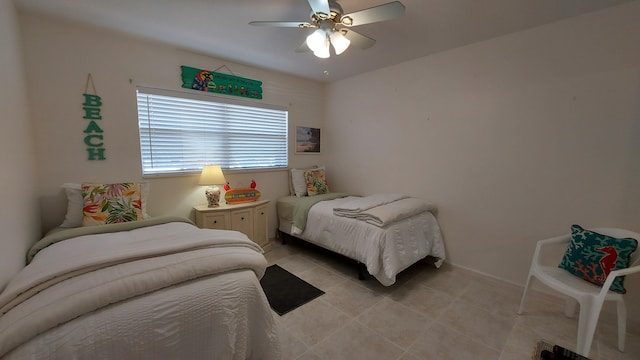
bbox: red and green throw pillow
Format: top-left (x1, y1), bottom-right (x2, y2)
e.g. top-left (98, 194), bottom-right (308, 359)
top-left (304, 168), bottom-right (329, 196)
top-left (558, 225), bottom-right (638, 294)
top-left (82, 183), bottom-right (143, 226)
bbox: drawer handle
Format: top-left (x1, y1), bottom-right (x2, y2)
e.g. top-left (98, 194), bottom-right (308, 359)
top-left (213, 220), bottom-right (217, 224)
top-left (260, 212), bottom-right (264, 215)
top-left (241, 217), bottom-right (245, 220)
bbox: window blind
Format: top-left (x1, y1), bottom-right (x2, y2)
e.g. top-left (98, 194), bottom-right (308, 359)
top-left (136, 87), bottom-right (288, 176)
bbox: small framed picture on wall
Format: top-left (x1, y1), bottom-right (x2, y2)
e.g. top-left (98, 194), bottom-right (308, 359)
top-left (296, 126), bottom-right (321, 154)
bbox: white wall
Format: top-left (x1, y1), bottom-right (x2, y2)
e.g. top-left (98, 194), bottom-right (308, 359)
top-left (0, 0), bottom-right (40, 290)
top-left (325, 2), bottom-right (640, 319)
top-left (18, 12), bottom-right (326, 235)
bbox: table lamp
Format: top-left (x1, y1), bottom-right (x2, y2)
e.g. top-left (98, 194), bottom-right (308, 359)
top-left (199, 165), bottom-right (226, 207)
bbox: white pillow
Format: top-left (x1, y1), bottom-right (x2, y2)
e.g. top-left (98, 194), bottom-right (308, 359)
top-left (290, 166), bottom-right (325, 197)
top-left (60, 182), bottom-right (150, 228)
top-left (290, 169), bottom-right (307, 197)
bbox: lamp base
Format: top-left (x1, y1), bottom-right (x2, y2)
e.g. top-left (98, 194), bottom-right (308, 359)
top-left (205, 185), bottom-right (221, 207)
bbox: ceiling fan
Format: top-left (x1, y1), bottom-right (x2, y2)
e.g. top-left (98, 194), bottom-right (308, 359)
top-left (249, 0), bottom-right (405, 58)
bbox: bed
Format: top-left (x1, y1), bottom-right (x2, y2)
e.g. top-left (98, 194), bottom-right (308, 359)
top-left (277, 192), bottom-right (446, 286)
top-left (0, 216), bottom-right (281, 360)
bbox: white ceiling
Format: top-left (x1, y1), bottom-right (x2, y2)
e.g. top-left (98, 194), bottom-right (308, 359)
top-left (14, 0), bottom-right (633, 82)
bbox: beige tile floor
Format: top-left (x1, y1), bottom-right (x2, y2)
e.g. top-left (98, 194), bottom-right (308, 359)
top-left (264, 238), bottom-right (640, 360)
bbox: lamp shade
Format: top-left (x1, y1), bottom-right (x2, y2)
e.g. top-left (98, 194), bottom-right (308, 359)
top-left (313, 36), bottom-right (330, 58)
top-left (330, 31), bottom-right (350, 55)
top-left (198, 165), bottom-right (226, 185)
top-left (306, 29), bottom-right (327, 53)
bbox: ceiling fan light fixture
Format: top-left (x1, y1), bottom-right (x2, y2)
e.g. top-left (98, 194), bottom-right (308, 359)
top-left (306, 28), bottom-right (327, 53)
top-left (330, 30), bottom-right (350, 55)
top-left (250, 1), bottom-right (406, 58)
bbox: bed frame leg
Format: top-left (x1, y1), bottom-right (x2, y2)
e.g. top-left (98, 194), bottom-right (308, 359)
top-left (358, 262), bottom-right (366, 281)
top-left (278, 230), bottom-right (287, 245)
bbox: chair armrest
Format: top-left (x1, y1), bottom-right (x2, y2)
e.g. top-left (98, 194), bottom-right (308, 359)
top-left (531, 234), bottom-right (571, 266)
top-left (600, 265), bottom-right (640, 296)
top-left (536, 234), bottom-right (571, 247)
top-left (608, 265), bottom-right (640, 279)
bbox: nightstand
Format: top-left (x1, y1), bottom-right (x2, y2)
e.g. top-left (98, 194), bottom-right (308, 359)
top-left (194, 199), bottom-right (270, 251)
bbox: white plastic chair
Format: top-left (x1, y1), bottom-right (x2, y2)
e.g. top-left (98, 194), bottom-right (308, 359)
top-left (517, 228), bottom-right (640, 358)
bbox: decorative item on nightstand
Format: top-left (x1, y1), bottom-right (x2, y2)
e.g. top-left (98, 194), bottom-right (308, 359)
top-left (224, 179), bottom-right (261, 204)
top-left (199, 165), bottom-right (226, 208)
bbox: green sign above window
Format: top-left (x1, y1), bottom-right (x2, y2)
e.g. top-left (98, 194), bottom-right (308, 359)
top-left (180, 65), bottom-right (262, 99)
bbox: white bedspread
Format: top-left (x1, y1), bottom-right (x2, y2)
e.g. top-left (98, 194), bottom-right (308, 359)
top-left (297, 196), bottom-right (445, 286)
top-left (0, 220), bottom-right (280, 359)
top-left (3, 270), bottom-right (277, 360)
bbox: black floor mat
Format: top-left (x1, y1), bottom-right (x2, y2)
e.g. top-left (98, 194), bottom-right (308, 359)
top-left (260, 264), bottom-right (325, 315)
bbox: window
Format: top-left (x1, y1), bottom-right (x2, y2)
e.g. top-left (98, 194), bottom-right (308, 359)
top-left (136, 87), bottom-right (288, 176)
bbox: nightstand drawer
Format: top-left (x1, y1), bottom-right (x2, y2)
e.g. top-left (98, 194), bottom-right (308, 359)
top-left (200, 213), bottom-right (229, 230)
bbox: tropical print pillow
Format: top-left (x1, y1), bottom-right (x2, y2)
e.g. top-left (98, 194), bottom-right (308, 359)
top-left (304, 168), bottom-right (329, 196)
top-left (558, 225), bottom-right (638, 294)
top-left (82, 183), bottom-right (142, 226)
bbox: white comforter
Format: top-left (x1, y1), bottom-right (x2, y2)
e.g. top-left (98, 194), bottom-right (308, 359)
top-left (297, 196), bottom-right (445, 286)
top-left (0, 219), bottom-right (280, 360)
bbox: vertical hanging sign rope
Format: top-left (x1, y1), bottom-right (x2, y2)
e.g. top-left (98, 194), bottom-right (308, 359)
top-left (82, 73), bottom-right (105, 160)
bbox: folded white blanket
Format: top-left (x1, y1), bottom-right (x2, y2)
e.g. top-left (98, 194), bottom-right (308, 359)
top-left (362, 197), bottom-right (437, 227)
top-left (333, 193), bottom-right (408, 215)
top-left (333, 194), bottom-right (437, 227)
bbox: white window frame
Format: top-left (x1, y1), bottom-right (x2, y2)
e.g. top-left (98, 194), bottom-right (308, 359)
top-left (136, 86), bottom-right (288, 176)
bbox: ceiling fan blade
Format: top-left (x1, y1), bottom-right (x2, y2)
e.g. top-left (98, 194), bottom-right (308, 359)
top-left (249, 21), bottom-right (313, 28)
top-left (342, 1), bottom-right (405, 27)
top-left (308, 0), bottom-right (330, 16)
top-left (295, 41), bottom-right (310, 53)
top-left (342, 29), bottom-right (376, 49)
